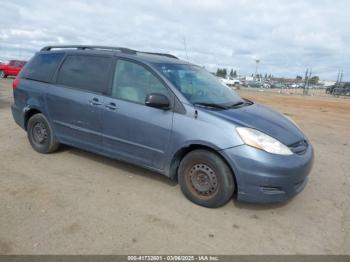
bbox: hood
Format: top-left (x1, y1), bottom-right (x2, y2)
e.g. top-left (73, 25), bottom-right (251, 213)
top-left (201, 103), bottom-right (305, 146)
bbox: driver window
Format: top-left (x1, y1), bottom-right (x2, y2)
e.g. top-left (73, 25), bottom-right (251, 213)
top-left (112, 60), bottom-right (171, 104)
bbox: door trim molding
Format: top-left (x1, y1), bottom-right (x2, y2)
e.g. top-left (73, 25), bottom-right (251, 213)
top-left (54, 120), bottom-right (164, 154)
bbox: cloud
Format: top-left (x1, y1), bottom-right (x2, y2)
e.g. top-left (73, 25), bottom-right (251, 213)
top-left (0, 0), bottom-right (349, 80)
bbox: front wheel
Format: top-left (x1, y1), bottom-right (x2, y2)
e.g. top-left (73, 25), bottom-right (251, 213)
top-left (0, 70), bottom-right (6, 78)
top-left (27, 113), bottom-right (60, 154)
top-left (178, 149), bottom-right (235, 208)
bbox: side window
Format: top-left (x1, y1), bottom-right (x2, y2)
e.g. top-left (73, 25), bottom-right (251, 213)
top-left (14, 61), bottom-right (24, 67)
top-left (111, 60), bottom-right (171, 104)
top-left (21, 53), bottom-right (64, 82)
top-left (57, 55), bottom-right (112, 94)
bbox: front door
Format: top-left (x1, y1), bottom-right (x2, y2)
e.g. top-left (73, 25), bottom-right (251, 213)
top-left (102, 59), bottom-right (174, 170)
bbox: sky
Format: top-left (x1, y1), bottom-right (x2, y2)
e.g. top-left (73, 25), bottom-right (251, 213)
top-left (1, 0), bottom-right (349, 80)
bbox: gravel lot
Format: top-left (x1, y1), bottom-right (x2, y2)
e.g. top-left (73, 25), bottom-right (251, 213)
top-left (0, 78), bottom-right (349, 254)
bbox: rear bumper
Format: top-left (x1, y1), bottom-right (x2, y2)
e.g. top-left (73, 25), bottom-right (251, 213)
top-left (11, 103), bottom-right (25, 129)
top-left (221, 143), bottom-right (314, 203)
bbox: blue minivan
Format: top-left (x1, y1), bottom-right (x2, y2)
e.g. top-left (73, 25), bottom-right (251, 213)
top-left (11, 45), bottom-right (314, 208)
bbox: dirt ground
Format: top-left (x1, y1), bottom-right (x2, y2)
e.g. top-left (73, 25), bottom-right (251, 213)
top-left (0, 78), bottom-right (349, 254)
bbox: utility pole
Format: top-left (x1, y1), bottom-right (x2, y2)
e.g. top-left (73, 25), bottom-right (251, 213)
top-left (303, 69), bottom-right (308, 95)
top-left (336, 70), bottom-right (340, 87)
top-left (255, 60), bottom-right (260, 81)
top-left (307, 69), bottom-right (312, 94)
top-left (339, 69), bottom-right (343, 87)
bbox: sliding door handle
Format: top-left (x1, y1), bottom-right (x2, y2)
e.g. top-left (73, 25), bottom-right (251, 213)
top-left (105, 102), bottom-right (118, 110)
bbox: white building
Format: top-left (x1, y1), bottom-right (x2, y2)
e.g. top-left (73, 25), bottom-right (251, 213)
top-left (319, 80), bottom-right (336, 87)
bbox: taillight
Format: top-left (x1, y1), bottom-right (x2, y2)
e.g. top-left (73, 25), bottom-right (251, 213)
top-left (12, 78), bottom-right (20, 90)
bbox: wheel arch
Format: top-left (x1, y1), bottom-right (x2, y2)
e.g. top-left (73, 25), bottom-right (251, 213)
top-left (24, 108), bottom-right (42, 130)
top-left (169, 144), bottom-right (238, 193)
top-left (0, 69), bottom-right (7, 78)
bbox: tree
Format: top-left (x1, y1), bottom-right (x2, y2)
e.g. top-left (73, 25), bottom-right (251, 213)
top-left (222, 68), bottom-right (227, 78)
top-left (229, 69), bottom-right (234, 78)
top-left (296, 75), bottom-right (302, 80)
top-left (309, 76), bottom-right (319, 84)
top-left (216, 68), bottom-right (222, 77)
top-left (216, 68), bottom-right (227, 78)
top-left (233, 70), bottom-right (237, 78)
top-left (264, 73), bottom-right (268, 79)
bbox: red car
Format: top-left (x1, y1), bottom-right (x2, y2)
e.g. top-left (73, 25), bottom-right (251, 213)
top-left (0, 60), bottom-right (26, 78)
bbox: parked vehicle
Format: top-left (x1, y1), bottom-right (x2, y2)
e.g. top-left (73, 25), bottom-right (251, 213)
top-left (271, 83), bottom-right (287, 89)
top-left (326, 85), bottom-right (335, 94)
top-left (326, 83), bottom-right (350, 96)
top-left (227, 78), bottom-right (241, 87)
top-left (219, 78), bottom-right (240, 87)
top-left (218, 78), bottom-right (232, 88)
top-left (244, 81), bottom-right (262, 88)
top-left (11, 45), bottom-right (314, 208)
top-left (0, 60), bottom-right (26, 78)
top-left (289, 83), bottom-right (300, 88)
top-left (262, 83), bottom-right (271, 88)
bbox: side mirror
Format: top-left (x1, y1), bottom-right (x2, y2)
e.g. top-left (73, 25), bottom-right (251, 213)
top-left (145, 93), bottom-right (170, 110)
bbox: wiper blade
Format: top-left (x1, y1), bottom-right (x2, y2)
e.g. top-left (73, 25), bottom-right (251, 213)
top-left (243, 98), bottom-right (254, 105)
top-left (193, 102), bottom-right (228, 109)
top-left (227, 101), bottom-right (246, 108)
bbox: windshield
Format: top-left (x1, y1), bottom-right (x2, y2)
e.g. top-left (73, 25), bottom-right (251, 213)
top-left (155, 63), bottom-right (244, 107)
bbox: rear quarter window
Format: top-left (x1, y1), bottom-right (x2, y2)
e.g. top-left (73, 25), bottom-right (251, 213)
top-left (56, 55), bottom-right (112, 94)
top-left (21, 53), bottom-right (64, 82)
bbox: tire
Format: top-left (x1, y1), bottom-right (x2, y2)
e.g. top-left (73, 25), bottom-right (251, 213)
top-left (0, 70), bottom-right (6, 78)
top-left (178, 149), bottom-right (235, 208)
top-left (27, 113), bottom-right (60, 154)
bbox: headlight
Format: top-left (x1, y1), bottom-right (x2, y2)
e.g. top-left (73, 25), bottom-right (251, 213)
top-left (236, 127), bottom-right (293, 155)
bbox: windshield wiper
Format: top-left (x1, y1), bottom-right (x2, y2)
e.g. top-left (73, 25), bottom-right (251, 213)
top-left (227, 101), bottom-right (246, 108)
top-left (193, 102), bottom-right (228, 109)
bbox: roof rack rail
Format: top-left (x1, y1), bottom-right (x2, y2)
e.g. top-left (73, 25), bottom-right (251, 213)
top-left (138, 51), bottom-right (178, 59)
top-left (40, 45), bottom-right (137, 54)
top-left (40, 45), bottom-right (178, 59)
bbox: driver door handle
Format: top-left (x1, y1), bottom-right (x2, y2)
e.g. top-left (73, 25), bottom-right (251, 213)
top-left (89, 97), bottom-right (102, 106)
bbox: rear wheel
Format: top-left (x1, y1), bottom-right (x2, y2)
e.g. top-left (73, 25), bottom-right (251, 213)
top-left (0, 70), bottom-right (6, 78)
top-left (27, 113), bottom-right (59, 154)
top-left (178, 149), bottom-right (235, 208)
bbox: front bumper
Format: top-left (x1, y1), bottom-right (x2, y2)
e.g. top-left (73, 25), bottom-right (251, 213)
top-left (221, 143), bottom-right (314, 203)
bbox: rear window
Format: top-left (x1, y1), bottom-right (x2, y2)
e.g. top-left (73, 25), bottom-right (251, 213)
top-left (57, 55), bottom-right (112, 94)
top-left (21, 53), bottom-right (64, 82)
top-left (17, 61), bottom-right (26, 67)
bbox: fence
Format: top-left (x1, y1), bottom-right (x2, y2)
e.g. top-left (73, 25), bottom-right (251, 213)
top-left (237, 87), bottom-right (350, 99)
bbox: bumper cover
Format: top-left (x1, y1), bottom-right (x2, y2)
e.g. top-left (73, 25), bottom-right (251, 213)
top-left (11, 104), bottom-right (25, 129)
top-left (221, 143), bottom-right (314, 203)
